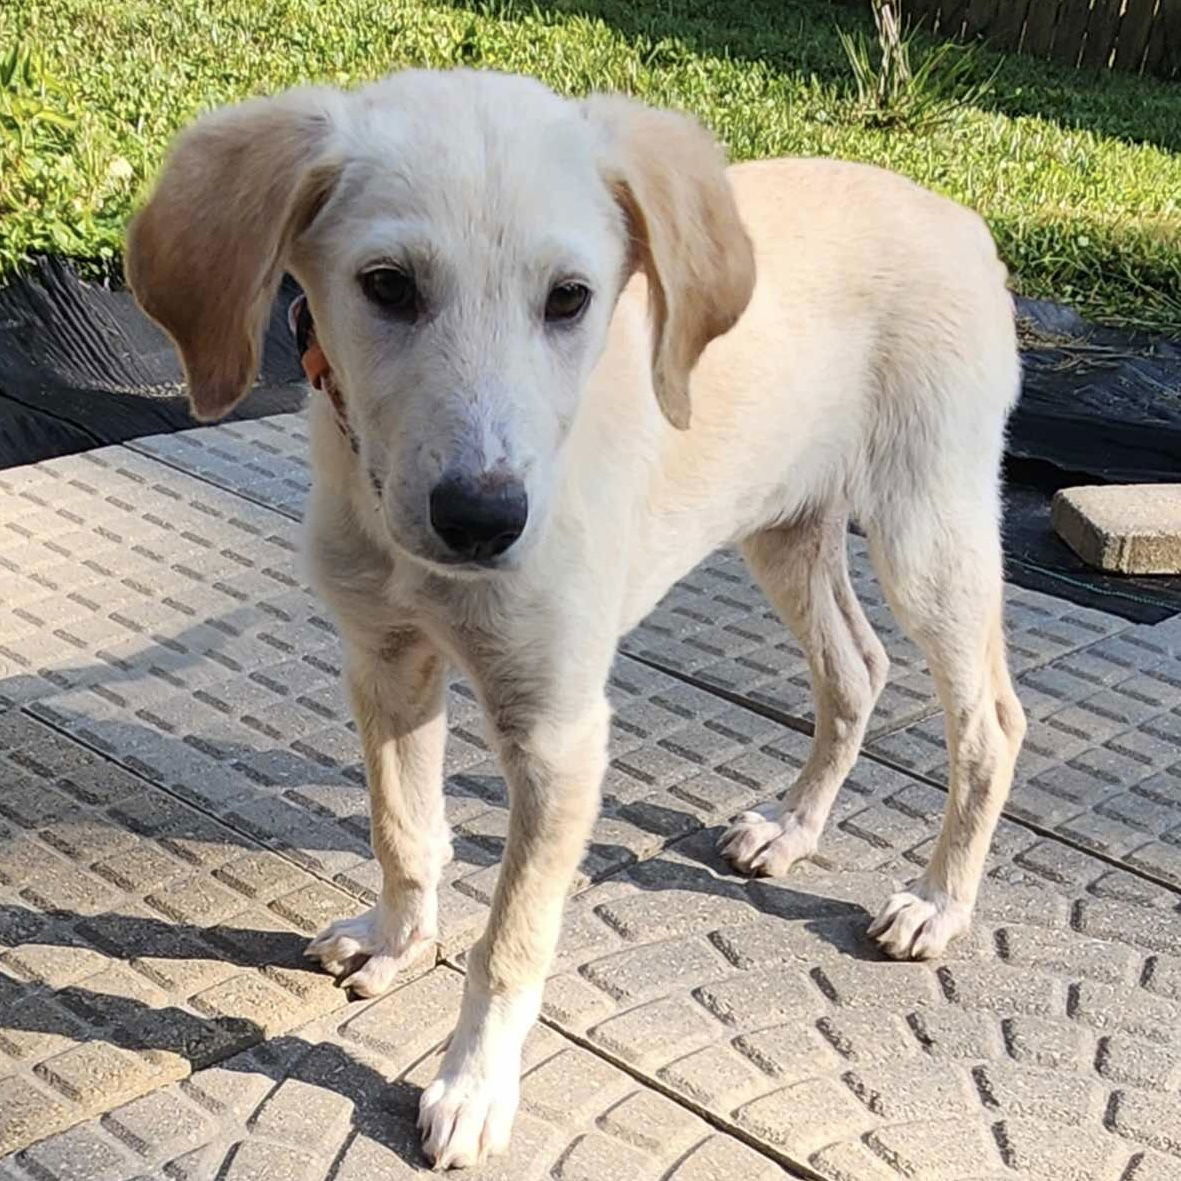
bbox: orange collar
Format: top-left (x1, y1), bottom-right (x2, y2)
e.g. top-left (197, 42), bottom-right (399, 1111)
top-left (301, 336), bottom-right (331, 390)
top-left (289, 294), bottom-right (357, 452)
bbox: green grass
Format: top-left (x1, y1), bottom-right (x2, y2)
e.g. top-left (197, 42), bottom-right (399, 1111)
top-left (2, 0), bottom-right (1180, 333)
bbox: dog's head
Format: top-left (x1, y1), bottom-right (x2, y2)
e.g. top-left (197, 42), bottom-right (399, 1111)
top-left (127, 70), bottom-right (754, 573)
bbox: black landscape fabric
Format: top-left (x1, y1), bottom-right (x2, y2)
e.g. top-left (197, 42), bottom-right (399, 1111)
top-left (0, 263), bottom-right (1177, 622)
top-left (0, 259), bottom-right (307, 467)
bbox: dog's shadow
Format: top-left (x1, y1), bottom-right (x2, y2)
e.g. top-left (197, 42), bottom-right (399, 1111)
top-left (625, 823), bottom-right (895, 966)
top-left (0, 921), bottom-right (442, 1172)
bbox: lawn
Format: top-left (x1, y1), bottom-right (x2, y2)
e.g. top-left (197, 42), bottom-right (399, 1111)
top-left (2, 0), bottom-right (1180, 334)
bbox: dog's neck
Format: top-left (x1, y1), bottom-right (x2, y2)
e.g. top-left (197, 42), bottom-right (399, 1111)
top-left (289, 293), bottom-right (358, 453)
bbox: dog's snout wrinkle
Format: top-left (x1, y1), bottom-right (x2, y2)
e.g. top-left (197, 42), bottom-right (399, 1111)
top-left (429, 473), bottom-right (528, 562)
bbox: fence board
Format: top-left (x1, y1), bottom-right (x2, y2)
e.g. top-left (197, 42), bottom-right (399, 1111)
top-left (1051, 0), bottom-right (1093, 64)
top-left (966, 0), bottom-right (1004, 38)
top-left (832, 0), bottom-right (1180, 79)
top-left (1022, 0), bottom-right (1065, 56)
top-left (989, 0), bottom-right (1033, 48)
top-left (938, 0), bottom-right (973, 39)
top-left (1148, 0), bottom-right (1181, 78)
top-left (1114, 0), bottom-right (1160, 71)
top-left (1081, 0), bottom-right (1123, 69)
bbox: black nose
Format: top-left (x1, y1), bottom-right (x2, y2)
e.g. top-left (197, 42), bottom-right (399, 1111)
top-left (429, 475), bottom-right (528, 561)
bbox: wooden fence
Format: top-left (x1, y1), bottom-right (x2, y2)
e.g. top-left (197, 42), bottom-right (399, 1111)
top-left (835, 1), bottom-right (1181, 80)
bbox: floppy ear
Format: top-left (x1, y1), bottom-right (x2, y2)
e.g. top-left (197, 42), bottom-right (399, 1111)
top-left (125, 87), bottom-right (343, 421)
top-left (585, 95), bottom-right (755, 429)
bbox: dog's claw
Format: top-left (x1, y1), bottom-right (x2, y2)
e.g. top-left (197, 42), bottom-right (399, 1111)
top-left (419, 1071), bottom-right (516, 1170)
top-left (718, 807), bottom-right (819, 877)
top-left (306, 906), bottom-right (435, 997)
top-left (869, 882), bottom-right (971, 960)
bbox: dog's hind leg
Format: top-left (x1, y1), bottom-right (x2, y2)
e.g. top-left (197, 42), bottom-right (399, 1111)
top-left (719, 512), bottom-right (888, 876)
top-left (304, 629), bottom-right (450, 996)
top-left (864, 491), bottom-right (1025, 961)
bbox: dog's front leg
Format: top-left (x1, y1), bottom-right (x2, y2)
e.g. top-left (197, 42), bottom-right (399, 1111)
top-left (305, 630), bottom-right (450, 996)
top-left (418, 694), bottom-right (610, 1169)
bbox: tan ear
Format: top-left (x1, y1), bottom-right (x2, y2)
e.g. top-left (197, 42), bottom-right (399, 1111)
top-left (586, 95), bottom-right (755, 429)
top-left (125, 87), bottom-right (343, 421)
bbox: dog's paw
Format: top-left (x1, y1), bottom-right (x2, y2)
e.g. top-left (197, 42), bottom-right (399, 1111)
top-left (867, 881), bottom-right (971, 960)
top-left (718, 805), bottom-right (818, 876)
top-left (304, 904), bottom-right (434, 997)
top-left (418, 1064), bottom-right (518, 1170)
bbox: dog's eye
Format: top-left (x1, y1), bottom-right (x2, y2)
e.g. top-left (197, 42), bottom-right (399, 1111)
top-left (361, 267), bottom-right (418, 318)
top-left (545, 281), bottom-right (590, 324)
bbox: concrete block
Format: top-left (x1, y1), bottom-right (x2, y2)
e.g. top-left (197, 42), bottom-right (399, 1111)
top-left (1053, 484), bottom-right (1181, 574)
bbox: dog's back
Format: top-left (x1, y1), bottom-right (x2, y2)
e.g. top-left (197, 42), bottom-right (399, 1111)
top-left (593, 154), bottom-right (1019, 622)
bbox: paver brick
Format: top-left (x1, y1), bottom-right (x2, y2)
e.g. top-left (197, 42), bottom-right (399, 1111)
top-left (906, 1006), bottom-right (1003, 1061)
top-left (189, 973), bottom-right (311, 1037)
top-left (994, 1119), bottom-right (1133, 1180)
top-left (92, 844), bottom-right (188, 894)
top-left (102, 1088), bottom-right (213, 1158)
top-left (867, 1117), bottom-right (1004, 1178)
top-left (249, 1077), bottom-right (354, 1144)
top-left (656, 1043), bottom-right (765, 1108)
top-left (1095, 1035), bottom-right (1181, 1091)
top-left (1130, 1150), bottom-right (1181, 1181)
top-left (1109, 1090), bottom-right (1181, 1157)
top-left (553, 1131), bottom-right (650, 1180)
top-left (35, 1042), bottom-right (172, 1111)
top-left (843, 1061), bottom-right (976, 1121)
top-left (670, 1135), bottom-right (788, 1180)
top-left (975, 1061), bottom-right (1101, 1125)
top-left (145, 877), bottom-right (243, 927)
top-left (996, 922), bottom-right (1139, 985)
top-left (937, 962), bottom-right (1063, 1018)
top-left (1052, 483), bottom-right (1181, 575)
top-left (732, 1025), bottom-right (845, 1084)
top-left (1001, 1015), bottom-right (1090, 1070)
top-left (0, 989), bottom-right (88, 1067)
top-left (1071, 980), bottom-right (1180, 1044)
top-left (1143, 953), bottom-right (1181, 1001)
top-left (2, 939), bottom-right (109, 991)
top-left (591, 996), bottom-right (718, 1066)
top-left (20, 860), bottom-right (121, 917)
top-left (214, 851), bottom-right (309, 902)
top-left (1075, 897), bottom-right (1181, 954)
top-left (15, 1122), bottom-right (137, 1181)
top-left (1087, 867), bottom-right (1179, 909)
top-left (597, 1089), bottom-right (707, 1156)
top-left (580, 935), bottom-right (727, 1004)
top-left (0, 1077), bottom-right (73, 1156)
top-left (735, 1077), bottom-right (871, 1153)
top-left (520, 1048), bottom-right (625, 1124)
top-left (816, 1011), bottom-right (920, 1066)
top-left (695, 968), bottom-right (828, 1029)
top-left (808, 1142), bottom-right (906, 1181)
top-left (179, 1062), bottom-right (278, 1121)
top-left (595, 888), bottom-right (751, 940)
top-left (341, 969), bottom-right (464, 1059)
top-left (220, 1139), bottom-right (322, 1180)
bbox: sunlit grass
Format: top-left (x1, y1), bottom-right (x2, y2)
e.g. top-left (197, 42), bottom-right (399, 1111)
top-left (2, 0), bottom-right (1179, 332)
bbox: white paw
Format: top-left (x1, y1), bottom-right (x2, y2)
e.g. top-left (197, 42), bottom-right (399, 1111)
top-left (718, 805), bottom-right (818, 876)
top-left (867, 880), bottom-right (971, 960)
top-left (418, 1063), bottom-right (519, 1169)
top-left (304, 901), bottom-right (435, 997)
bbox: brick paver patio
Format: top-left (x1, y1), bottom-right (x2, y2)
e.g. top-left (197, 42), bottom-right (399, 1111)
top-left (2, 416), bottom-right (1179, 1179)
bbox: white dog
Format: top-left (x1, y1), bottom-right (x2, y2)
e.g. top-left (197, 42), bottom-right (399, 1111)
top-left (127, 68), bottom-right (1026, 1168)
